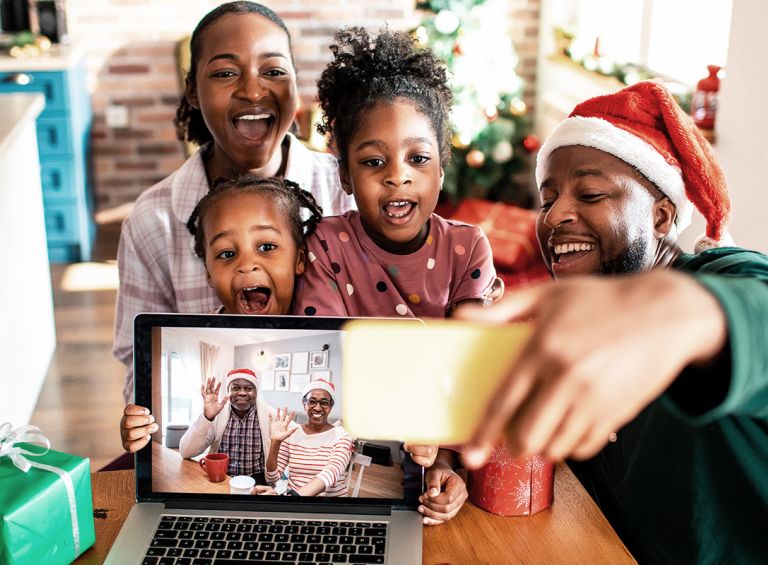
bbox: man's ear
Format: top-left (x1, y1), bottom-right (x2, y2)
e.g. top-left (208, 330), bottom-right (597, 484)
top-left (439, 166), bottom-right (445, 191)
top-left (295, 247), bottom-right (306, 276)
top-left (339, 165), bottom-right (353, 196)
top-left (653, 197), bottom-right (677, 238)
top-left (185, 77), bottom-right (200, 110)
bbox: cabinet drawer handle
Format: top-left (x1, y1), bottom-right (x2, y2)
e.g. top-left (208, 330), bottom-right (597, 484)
top-left (3, 73), bottom-right (33, 86)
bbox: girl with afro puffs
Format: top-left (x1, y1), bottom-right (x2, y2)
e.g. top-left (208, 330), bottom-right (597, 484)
top-left (292, 27), bottom-right (499, 320)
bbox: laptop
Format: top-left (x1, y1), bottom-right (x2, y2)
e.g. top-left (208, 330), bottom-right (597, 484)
top-left (106, 313), bottom-right (423, 565)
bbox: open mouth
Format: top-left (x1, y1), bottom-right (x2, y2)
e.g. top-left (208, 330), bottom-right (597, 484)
top-left (382, 200), bottom-right (416, 222)
top-left (551, 242), bottom-right (596, 270)
top-left (232, 113), bottom-right (274, 142)
top-left (237, 286), bottom-right (272, 314)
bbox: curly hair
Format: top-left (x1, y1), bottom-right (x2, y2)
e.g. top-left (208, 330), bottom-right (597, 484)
top-left (186, 175), bottom-right (323, 260)
top-left (316, 26), bottom-right (453, 166)
top-left (174, 1), bottom-right (295, 145)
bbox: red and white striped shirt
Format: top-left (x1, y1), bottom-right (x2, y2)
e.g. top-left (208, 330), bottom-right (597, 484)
top-left (266, 426), bottom-right (354, 497)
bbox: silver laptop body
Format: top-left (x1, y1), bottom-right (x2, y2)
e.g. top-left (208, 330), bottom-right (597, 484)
top-left (106, 313), bottom-right (423, 565)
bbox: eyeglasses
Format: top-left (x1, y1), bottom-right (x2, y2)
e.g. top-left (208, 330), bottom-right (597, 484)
top-left (303, 398), bottom-right (332, 409)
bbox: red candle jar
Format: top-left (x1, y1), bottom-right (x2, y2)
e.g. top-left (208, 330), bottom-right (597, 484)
top-left (468, 444), bottom-right (555, 516)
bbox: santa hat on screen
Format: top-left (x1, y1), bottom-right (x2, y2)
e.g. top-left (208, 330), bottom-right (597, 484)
top-left (301, 379), bottom-right (335, 403)
top-left (224, 368), bottom-right (259, 390)
top-left (535, 80), bottom-right (734, 253)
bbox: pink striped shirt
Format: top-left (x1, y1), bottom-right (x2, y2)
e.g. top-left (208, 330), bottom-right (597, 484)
top-left (113, 134), bottom-right (355, 401)
top-left (266, 426), bottom-right (355, 497)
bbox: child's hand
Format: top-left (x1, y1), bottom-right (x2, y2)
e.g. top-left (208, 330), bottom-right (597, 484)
top-left (404, 443), bottom-right (439, 467)
top-left (201, 377), bottom-right (228, 420)
top-left (269, 407), bottom-right (298, 442)
top-left (120, 404), bottom-right (156, 453)
top-left (418, 461), bottom-right (468, 525)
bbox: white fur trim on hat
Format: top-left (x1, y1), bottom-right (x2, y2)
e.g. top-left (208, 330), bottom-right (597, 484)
top-left (225, 368), bottom-right (259, 390)
top-left (302, 379), bottom-right (335, 402)
top-left (535, 116), bottom-right (694, 233)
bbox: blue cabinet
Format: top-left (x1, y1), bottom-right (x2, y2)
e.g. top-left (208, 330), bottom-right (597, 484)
top-left (0, 51), bottom-right (94, 262)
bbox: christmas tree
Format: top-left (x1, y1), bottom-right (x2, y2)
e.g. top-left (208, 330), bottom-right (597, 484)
top-left (414, 0), bottom-right (538, 207)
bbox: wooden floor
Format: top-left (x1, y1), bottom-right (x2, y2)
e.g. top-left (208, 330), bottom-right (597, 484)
top-left (30, 223), bottom-right (126, 471)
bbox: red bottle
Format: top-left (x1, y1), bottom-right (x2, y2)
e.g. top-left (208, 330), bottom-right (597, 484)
top-left (691, 65), bottom-right (721, 131)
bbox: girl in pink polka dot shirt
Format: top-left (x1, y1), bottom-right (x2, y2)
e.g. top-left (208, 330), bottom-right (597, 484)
top-left (291, 27), bottom-right (498, 319)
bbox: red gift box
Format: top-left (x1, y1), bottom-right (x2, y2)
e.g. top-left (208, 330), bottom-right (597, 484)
top-left (467, 445), bottom-right (554, 516)
top-left (449, 199), bottom-right (550, 289)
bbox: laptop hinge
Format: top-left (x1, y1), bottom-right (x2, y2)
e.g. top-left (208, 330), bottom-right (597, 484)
top-left (165, 500), bottom-right (392, 515)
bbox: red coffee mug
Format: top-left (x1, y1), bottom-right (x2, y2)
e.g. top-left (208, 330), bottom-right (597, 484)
top-left (199, 452), bottom-right (229, 483)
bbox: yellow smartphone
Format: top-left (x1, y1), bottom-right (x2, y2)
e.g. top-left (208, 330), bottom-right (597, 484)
top-left (342, 319), bottom-right (532, 444)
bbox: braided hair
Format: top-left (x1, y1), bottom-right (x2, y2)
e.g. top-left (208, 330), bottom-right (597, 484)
top-left (186, 175), bottom-right (323, 260)
top-left (174, 1), bottom-right (295, 145)
top-left (316, 26), bottom-right (453, 167)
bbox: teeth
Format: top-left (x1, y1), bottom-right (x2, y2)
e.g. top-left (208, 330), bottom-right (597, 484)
top-left (554, 242), bottom-right (595, 255)
top-left (388, 201), bottom-right (409, 207)
top-left (235, 114), bottom-right (270, 120)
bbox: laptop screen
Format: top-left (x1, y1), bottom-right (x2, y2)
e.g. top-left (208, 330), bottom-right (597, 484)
top-left (133, 313), bottom-right (422, 510)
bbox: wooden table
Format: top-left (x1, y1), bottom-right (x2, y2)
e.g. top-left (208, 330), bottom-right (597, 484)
top-left (75, 463), bottom-right (635, 564)
top-left (152, 442), bottom-right (231, 494)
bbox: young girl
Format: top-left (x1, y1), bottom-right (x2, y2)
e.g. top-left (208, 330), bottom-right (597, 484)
top-left (120, 175), bottom-right (323, 452)
top-left (114, 1), bottom-right (354, 402)
top-left (291, 27), bottom-right (497, 318)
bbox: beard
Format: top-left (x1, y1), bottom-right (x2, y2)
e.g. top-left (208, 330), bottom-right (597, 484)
top-left (598, 237), bottom-right (649, 275)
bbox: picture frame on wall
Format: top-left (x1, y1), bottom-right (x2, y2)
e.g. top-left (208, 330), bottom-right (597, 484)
top-left (290, 373), bottom-right (310, 393)
top-left (291, 351), bottom-right (309, 374)
top-left (274, 370), bottom-right (289, 391)
top-left (310, 350), bottom-right (328, 369)
top-left (261, 370), bottom-right (275, 391)
top-left (311, 370), bottom-right (331, 382)
top-left (274, 353), bottom-right (290, 371)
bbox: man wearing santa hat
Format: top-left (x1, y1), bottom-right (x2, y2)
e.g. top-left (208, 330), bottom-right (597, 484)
top-left (459, 81), bottom-right (768, 562)
top-left (180, 368), bottom-right (287, 485)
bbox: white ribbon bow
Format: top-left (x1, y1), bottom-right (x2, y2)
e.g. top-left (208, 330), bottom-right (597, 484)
top-left (0, 421), bottom-right (82, 554)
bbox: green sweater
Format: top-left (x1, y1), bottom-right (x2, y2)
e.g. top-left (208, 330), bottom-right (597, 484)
top-left (570, 247), bottom-right (768, 565)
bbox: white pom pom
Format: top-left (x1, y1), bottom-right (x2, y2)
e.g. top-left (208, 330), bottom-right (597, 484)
top-left (694, 231), bottom-right (735, 253)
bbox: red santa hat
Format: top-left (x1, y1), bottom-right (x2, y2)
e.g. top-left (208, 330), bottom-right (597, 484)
top-left (535, 81), bottom-right (733, 252)
top-left (224, 368), bottom-right (259, 390)
top-left (301, 379), bottom-right (335, 403)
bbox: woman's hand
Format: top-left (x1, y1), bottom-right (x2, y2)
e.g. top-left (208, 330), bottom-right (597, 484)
top-left (201, 377), bottom-right (228, 421)
top-left (419, 461), bottom-right (468, 525)
top-left (120, 404), bottom-right (157, 453)
top-left (403, 444), bottom-right (439, 467)
top-left (251, 485), bottom-right (277, 495)
top-left (269, 407), bottom-right (298, 442)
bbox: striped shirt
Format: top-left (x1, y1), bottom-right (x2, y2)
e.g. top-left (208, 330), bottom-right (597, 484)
top-left (114, 134), bottom-right (355, 402)
top-left (218, 405), bottom-right (263, 477)
top-left (266, 426), bottom-right (355, 497)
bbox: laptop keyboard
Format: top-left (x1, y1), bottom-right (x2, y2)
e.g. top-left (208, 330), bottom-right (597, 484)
top-left (142, 515), bottom-right (389, 565)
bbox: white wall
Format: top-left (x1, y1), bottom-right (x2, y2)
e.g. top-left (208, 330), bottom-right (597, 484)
top-left (711, 0), bottom-right (768, 252)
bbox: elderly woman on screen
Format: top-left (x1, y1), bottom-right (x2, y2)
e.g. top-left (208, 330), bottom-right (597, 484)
top-left (255, 380), bottom-right (354, 497)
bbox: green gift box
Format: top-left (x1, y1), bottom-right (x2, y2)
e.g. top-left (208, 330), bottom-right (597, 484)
top-left (0, 428), bottom-right (96, 565)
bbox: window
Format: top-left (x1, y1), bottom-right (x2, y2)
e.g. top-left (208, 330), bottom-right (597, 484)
top-left (161, 350), bottom-right (198, 426)
top-left (555, 0), bottom-right (732, 85)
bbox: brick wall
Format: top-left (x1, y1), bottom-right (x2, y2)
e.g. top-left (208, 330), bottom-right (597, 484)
top-left (66, 0), bottom-right (539, 211)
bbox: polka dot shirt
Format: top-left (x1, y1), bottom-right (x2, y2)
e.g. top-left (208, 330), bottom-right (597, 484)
top-left (291, 211), bottom-right (496, 318)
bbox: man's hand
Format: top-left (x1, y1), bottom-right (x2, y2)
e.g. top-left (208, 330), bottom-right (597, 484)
top-left (403, 444), bottom-right (439, 467)
top-left (120, 404), bottom-right (157, 453)
top-left (455, 271), bottom-right (727, 467)
top-left (269, 407), bottom-right (298, 442)
top-left (201, 377), bottom-right (228, 421)
top-left (419, 461), bottom-right (468, 525)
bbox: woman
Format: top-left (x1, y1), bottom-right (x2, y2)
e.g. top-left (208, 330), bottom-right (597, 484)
top-left (260, 380), bottom-right (354, 497)
top-left (113, 1), bottom-right (354, 402)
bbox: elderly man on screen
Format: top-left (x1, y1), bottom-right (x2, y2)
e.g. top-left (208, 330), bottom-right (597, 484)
top-left (179, 368), bottom-right (286, 485)
top-left (459, 81), bottom-right (768, 563)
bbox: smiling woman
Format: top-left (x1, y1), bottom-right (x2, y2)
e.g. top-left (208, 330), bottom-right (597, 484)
top-left (113, 1), bottom-right (355, 403)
